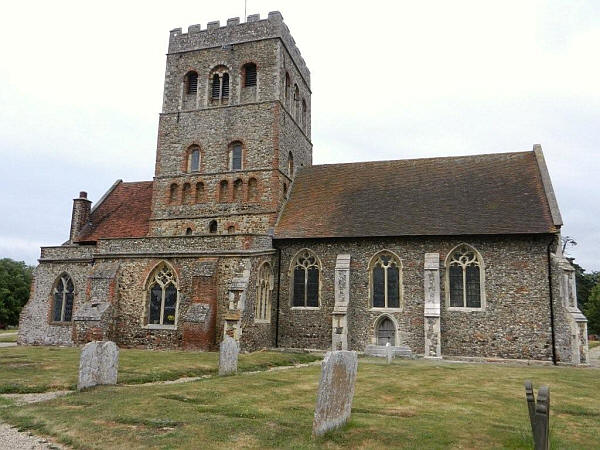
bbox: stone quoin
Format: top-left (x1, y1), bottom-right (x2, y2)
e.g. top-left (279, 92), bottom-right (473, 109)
top-left (18, 11), bottom-right (588, 365)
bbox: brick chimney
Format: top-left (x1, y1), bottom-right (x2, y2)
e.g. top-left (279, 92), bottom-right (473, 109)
top-left (69, 191), bottom-right (92, 242)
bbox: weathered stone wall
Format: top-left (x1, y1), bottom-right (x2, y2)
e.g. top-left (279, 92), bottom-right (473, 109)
top-left (275, 235), bottom-right (555, 361)
top-left (18, 257), bottom-right (91, 346)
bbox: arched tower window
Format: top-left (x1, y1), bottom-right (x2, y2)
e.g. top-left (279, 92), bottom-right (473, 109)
top-left (446, 244), bottom-right (485, 309)
top-left (169, 183), bottom-right (179, 204)
top-left (185, 227), bottom-right (193, 236)
top-left (247, 177), bottom-right (258, 202)
top-left (288, 152), bottom-right (294, 177)
top-left (229, 142), bottom-right (243, 170)
top-left (294, 84), bottom-right (300, 120)
top-left (188, 147), bottom-right (201, 172)
top-left (243, 63), bottom-right (257, 87)
top-left (233, 179), bottom-right (243, 201)
top-left (146, 263), bottom-right (178, 326)
top-left (52, 273), bottom-right (74, 322)
top-left (182, 183), bottom-right (192, 204)
top-left (370, 251), bottom-right (402, 309)
top-left (209, 220), bottom-right (218, 234)
top-left (195, 182), bottom-right (204, 203)
top-left (218, 180), bottom-right (229, 202)
top-left (291, 249), bottom-right (320, 308)
top-left (210, 66), bottom-right (230, 103)
top-left (227, 225), bottom-right (235, 234)
top-left (284, 72), bottom-right (290, 106)
top-left (256, 262), bottom-right (274, 322)
top-left (185, 71), bottom-right (198, 95)
top-left (301, 99), bottom-right (307, 130)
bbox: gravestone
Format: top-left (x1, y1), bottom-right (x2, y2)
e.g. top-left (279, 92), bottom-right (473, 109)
top-left (524, 380), bottom-right (550, 450)
top-left (312, 351), bottom-right (358, 437)
top-left (218, 335), bottom-right (239, 375)
top-left (385, 342), bottom-right (394, 364)
top-left (77, 340), bottom-right (119, 390)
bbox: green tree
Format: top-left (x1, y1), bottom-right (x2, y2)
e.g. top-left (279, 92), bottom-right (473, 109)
top-left (0, 258), bottom-right (34, 328)
top-left (584, 283), bottom-right (600, 336)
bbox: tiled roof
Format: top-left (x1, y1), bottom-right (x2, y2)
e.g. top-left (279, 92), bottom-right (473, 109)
top-left (76, 181), bottom-right (153, 242)
top-left (275, 151), bottom-right (559, 239)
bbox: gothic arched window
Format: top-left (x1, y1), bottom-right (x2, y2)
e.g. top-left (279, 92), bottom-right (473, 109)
top-left (52, 274), bottom-right (74, 322)
top-left (301, 99), bottom-right (307, 130)
top-left (370, 251), bottom-right (402, 309)
top-left (210, 66), bottom-right (229, 102)
top-left (291, 249), bottom-right (320, 308)
top-left (146, 263), bottom-right (178, 326)
top-left (255, 262), bottom-right (273, 322)
top-left (446, 244), bottom-right (485, 309)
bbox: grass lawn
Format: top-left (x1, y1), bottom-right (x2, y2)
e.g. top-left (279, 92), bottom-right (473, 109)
top-left (0, 346), bottom-right (320, 393)
top-left (0, 334), bottom-right (17, 343)
top-left (589, 341), bottom-right (600, 350)
top-left (1, 357), bottom-right (598, 449)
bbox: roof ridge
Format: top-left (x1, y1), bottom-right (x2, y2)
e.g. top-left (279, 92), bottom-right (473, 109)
top-left (308, 150), bottom-right (533, 170)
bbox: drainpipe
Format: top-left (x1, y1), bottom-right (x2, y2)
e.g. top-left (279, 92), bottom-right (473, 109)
top-left (275, 247), bottom-right (282, 348)
top-left (547, 239), bottom-right (557, 365)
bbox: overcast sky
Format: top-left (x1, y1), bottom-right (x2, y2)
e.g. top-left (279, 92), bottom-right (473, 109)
top-left (1, 0), bottom-right (598, 270)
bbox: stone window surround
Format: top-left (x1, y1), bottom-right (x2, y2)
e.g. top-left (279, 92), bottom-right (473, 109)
top-left (141, 261), bottom-right (181, 330)
top-left (228, 140), bottom-right (247, 171)
top-left (368, 250), bottom-right (404, 312)
top-left (185, 144), bottom-right (203, 173)
top-left (208, 64), bottom-right (231, 106)
top-left (49, 272), bottom-right (76, 325)
top-left (255, 261), bottom-right (274, 323)
top-left (289, 248), bottom-right (322, 310)
top-left (443, 243), bottom-right (487, 311)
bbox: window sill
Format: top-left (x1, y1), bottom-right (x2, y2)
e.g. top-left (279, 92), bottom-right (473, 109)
top-left (143, 324), bottom-right (178, 330)
top-left (446, 307), bottom-right (485, 312)
top-left (369, 308), bottom-right (402, 313)
top-left (290, 307), bottom-right (320, 311)
top-left (49, 321), bottom-right (72, 326)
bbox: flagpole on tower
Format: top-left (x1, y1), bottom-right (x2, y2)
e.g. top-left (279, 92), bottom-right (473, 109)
top-left (244, 0), bottom-right (247, 20)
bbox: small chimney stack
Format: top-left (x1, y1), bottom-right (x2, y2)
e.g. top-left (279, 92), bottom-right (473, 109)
top-left (69, 191), bottom-right (91, 242)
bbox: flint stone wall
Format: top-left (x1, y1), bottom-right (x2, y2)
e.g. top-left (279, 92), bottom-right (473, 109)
top-left (77, 340), bottom-right (119, 390)
top-left (275, 235), bottom-right (555, 361)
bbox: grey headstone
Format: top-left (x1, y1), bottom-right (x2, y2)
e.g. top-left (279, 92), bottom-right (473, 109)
top-left (312, 351), bottom-right (358, 437)
top-left (524, 380), bottom-right (536, 435)
top-left (77, 341), bottom-right (119, 390)
top-left (218, 336), bottom-right (239, 376)
top-left (385, 342), bottom-right (393, 364)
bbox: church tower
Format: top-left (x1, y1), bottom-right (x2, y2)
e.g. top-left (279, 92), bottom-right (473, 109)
top-left (149, 11), bottom-right (312, 241)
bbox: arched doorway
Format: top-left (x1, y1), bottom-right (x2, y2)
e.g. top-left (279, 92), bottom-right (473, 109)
top-left (376, 317), bottom-right (396, 345)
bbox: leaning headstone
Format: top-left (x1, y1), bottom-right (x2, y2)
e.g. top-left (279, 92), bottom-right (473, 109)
top-left (385, 342), bottom-right (394, 364)
top-left (77, 340), bottom-right (119, 390)
top-left (218, 335), bottom-right (239, 376)
top-left (312, 350), bottom-right (358, 437)
top-left (524, 381), bottom-right (550, 450)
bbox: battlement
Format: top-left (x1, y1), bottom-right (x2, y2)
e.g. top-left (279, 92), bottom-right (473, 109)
top-left (168, 11), bottom-right (310, 86)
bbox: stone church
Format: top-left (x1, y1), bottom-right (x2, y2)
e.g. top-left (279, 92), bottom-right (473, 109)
top-left (19, 12), bottom-right (589, 365)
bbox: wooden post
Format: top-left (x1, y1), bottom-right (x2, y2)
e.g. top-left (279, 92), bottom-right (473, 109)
top-left (534, 386), bottom-right (550, 450)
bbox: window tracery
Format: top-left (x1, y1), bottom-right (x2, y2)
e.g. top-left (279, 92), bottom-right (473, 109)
top-left (370, 251), bottom-right (402, 309)
top-left (52, 274), bottom-right (74, 322)
top-left (146, 264), bottom-right (178, 327)
top-left (446, 244), bottom-right (484, 309)
top-left (291, 249), bottom-right (320, 307)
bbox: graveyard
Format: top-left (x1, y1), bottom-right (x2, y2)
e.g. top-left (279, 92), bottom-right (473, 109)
top-left (0, 346), bottom-right (599, 448)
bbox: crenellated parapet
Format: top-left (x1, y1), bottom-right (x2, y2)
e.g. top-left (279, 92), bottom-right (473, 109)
top-left (168, 11), bottom-right (310, 86)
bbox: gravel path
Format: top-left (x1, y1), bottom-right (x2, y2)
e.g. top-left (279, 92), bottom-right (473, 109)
top-left (0, 422), bottom-right (65, 449)
top-left (0, 342), bottom-right (17, 348)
